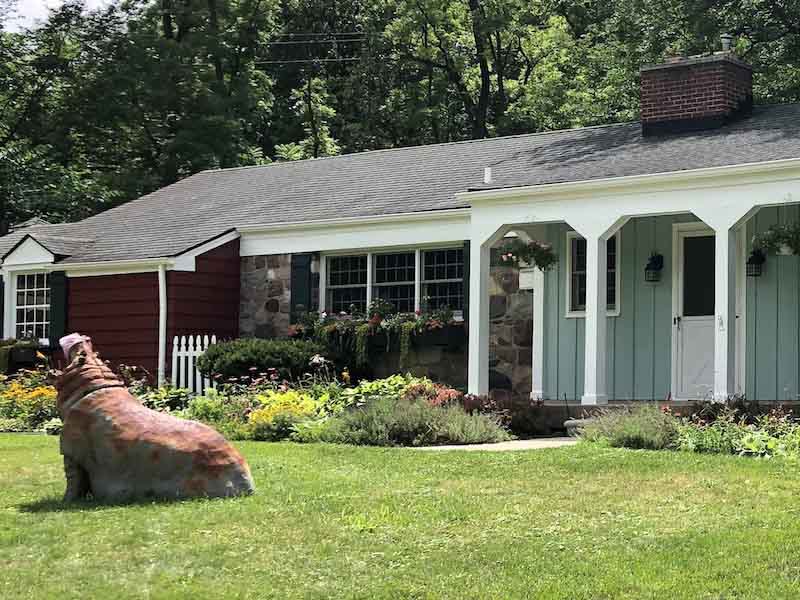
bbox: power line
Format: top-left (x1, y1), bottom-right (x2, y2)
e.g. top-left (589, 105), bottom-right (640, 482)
top-left (254, 57), bottom-right (362, 65)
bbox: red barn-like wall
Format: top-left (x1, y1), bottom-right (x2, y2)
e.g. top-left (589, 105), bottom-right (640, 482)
top-left (167, 239), bottom-right (240, 342)
top-left (68, 273), bottom-right (160, 373)
top-left (66, 238), bottom-right (241, 377)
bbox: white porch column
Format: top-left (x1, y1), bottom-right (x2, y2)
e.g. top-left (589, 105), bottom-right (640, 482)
top-left (713, 226), bottom-right (737, 401)
top-left (582, 234), bottom-right (608, 404)
top-left (530, 268), bottom-right (545, 400)
top-left (467, 241), bottom-right (490, 396)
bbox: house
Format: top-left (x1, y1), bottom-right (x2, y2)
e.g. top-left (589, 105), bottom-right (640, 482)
top-left (2, 48), bottom-right (800, 403)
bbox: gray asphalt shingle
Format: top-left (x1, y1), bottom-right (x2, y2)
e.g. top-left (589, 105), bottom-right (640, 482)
top-left (2, 103), bottom-right (799, 265)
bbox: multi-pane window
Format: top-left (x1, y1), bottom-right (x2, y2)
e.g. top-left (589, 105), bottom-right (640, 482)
top-left (373, 252), bottom-right (415, 312)
top-left (327, 255), bottom-right (367, 313)
top-left (422, 248), bottom-right (464, 311)
top-left (568, 234), bottom-right (618, 313)
top-left (323, 247), bottom-right (466, 315)
top-left (15, 273), bottom-right (50, 341)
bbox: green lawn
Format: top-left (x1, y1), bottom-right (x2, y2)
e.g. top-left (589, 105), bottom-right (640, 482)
top-left (2, 435), bottom-right (800, 599)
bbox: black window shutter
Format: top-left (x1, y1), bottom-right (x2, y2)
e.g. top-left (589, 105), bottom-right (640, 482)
top-left (462, 240), bottom-right (470, 322)
top-left (49, 271), bottom-right (68, 348)
top-left (290, 254), bottom-right (313, 323)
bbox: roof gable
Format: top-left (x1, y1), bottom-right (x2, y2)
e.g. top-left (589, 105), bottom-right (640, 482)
top-left (2, 236), bottom-right (55, 266)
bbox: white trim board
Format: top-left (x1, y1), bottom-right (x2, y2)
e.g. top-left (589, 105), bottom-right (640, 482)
top-left (240, 212), bottom-right (471, 257)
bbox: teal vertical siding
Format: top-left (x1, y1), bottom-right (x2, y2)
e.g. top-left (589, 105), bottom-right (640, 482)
top-left (541, 215), bottom-right (696, 400)
top-left (746, 206), bottom-right (800, 401)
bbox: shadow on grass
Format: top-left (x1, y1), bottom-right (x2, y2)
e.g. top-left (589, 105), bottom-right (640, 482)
top-left (18, 493), bottom-right (245, 513)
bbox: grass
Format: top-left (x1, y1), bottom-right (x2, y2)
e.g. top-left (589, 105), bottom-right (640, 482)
top-left (2, 435), bottom-right (800, 599)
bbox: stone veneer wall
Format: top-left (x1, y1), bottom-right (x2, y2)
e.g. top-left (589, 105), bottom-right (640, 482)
top-left (239, 253), bottom-right (531, 397)
top-left (240, 254), bottom-right (290, 338)
top-left (240, 254), bottom-right (320, 338)
top-left (488, 265), bottom-right (533, 400)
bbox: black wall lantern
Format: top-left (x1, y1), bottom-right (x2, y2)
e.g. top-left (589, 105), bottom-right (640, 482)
top-left (645, 253), bottom-right (664, 282)
top-left (746, 248), bottom-right (766, 277)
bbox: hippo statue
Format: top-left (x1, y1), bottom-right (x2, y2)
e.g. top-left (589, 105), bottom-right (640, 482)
top-left (53, 333), bottom-right (255, 502)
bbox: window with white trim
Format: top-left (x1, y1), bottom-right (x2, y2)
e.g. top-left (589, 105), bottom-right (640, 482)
top-left (327, 255), bottom-right (367, 313)
top-left (324, 247), bottom-right (465, 315)
top-left (567, 233), bottom-right (619, 314)
top-left (422, 248), bottom-right (464, 311)
top-left (15, 272), bottom-right (51, 341)
top-left (373, 252), bottom-right (415, 312)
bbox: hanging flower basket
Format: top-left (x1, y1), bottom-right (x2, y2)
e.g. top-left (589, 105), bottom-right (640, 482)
top-left (495, 238), bottom-right (557, 271)
top-left (751, 223), bottom-right (800, 256)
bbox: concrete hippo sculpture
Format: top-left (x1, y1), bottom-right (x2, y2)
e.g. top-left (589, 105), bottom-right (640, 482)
top-left (54, 333), bottom-right (255, 502)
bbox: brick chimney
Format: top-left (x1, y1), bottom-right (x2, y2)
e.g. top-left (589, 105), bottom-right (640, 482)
top-left (640, 51), bottom-right (753, 136)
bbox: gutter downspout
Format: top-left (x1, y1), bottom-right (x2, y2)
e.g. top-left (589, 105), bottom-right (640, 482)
top-left (157, 264), bottom-right (167, 386)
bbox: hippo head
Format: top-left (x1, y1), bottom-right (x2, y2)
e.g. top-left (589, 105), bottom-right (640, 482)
top-left (59, 333), bottom-right (95, 363)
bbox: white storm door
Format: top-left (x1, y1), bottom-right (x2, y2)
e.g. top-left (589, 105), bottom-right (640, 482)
top-left (672, 226), bottom-right (716, 400)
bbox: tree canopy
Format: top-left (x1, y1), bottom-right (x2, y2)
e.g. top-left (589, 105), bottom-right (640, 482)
top-left (1, 0), bottom-right (799, 233)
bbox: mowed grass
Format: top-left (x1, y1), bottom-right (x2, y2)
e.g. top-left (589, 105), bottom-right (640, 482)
top-left (2, 435), bottom-right (800, 599)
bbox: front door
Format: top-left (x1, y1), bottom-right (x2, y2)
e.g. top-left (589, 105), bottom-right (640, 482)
top-left (672, 226), bottom-right (715, 399)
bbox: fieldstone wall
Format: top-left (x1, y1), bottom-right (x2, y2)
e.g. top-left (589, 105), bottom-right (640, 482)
top-left (240, 254), bottom-right (320, 338)
top-left (370, 343), bottom-right (468, 389)
top-left (240, 254), bottom-right (292, 338)
top-left (488, 265), bottom-right (533, 400)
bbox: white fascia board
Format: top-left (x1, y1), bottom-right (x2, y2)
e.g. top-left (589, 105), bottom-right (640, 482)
top-left (63, 258), bottom-right (173, 278)
top-left (458, 157), bottom-right (800, 205)
top-left (172, 230), bottom-right (241, 272)
top-left (240, 209), bottom-right (471, 256)
top-left (2, 237), bottom-right (55, 267)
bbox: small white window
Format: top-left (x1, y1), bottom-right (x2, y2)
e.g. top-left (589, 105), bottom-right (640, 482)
top-left (422, 248), bottom-right (465, 311)
top-left (373, 252), bottom-right (415, 312)
top-left (566, 232), bottom-right (620, 317)
top-left (326, 255), bottom-right (367, 313)
top-left (15, 272), bottom-right (51, 341)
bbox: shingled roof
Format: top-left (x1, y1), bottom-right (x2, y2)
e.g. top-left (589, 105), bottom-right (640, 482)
top-left (2, 103), bottom-right (799, 265)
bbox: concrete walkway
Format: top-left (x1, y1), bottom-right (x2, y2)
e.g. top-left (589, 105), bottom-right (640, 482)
top-left (416, 437), bottom-right (578, 452)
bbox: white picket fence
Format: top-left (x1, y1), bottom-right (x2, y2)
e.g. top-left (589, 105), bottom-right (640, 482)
top-left (171, 334), bottom-right (217, 395)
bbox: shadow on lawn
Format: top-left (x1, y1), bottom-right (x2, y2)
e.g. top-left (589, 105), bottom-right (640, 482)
top-left (18, 494), bottom-right (237, 513)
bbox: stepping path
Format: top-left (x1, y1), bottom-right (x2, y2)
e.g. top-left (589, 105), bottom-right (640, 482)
top-left (416, 437), bottom-right (578, 452)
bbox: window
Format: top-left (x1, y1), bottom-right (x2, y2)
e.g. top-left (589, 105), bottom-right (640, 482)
top-left (567, 233), bottom-right (619, 315)
top-left (373, 252), bottom-right (415, 312)
top-left (327, 255), bottom-right (367, 313)
top-left (422, 248), bottom-right (464, 311)
top-left (15, 273), bottom-right (51, 341)
top-left (323, 247), bottom-right (466, 315)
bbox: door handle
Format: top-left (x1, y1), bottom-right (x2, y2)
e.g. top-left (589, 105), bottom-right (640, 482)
top-left (673, 316), bottom-right (681, 329)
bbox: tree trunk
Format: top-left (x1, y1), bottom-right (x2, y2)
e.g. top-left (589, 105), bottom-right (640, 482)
top-left (467, 0), bottom-right (490, 139)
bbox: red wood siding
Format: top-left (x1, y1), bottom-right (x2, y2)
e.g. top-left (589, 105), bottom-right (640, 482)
top-left (67, 273), bottom-right (159, 374)
top-left (65, 238), bottom-right (241, 378)
top-left (167, 238), bottom-right (240, 343)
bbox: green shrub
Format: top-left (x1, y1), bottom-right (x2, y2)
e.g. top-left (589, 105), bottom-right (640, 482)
top-left (302, 396), bottom-right (512, 446)
top-left (0, 417), bottom-right (27, 432)
top-left (184, 392), bottom-right (228, 423)
top-left (139, 386), bottom-right (192, 413)
top-left (675, 408), bottom-right (800, 458)
top-left (247, 389), bottom-right (321, 441)
top-left (41, 417), bottom-right (63, 435)
top-left (581, 405), bottom-right (679, 450)
top-left (196, 338), bottom-right (326, 381)
top-left (0, 369), bottom-right (58, 430)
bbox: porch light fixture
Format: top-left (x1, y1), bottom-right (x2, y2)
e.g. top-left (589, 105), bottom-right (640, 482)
top-left (644, 253), bottom-right (664, 282)
top-left (746, 249), bottom-right (766, 277)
